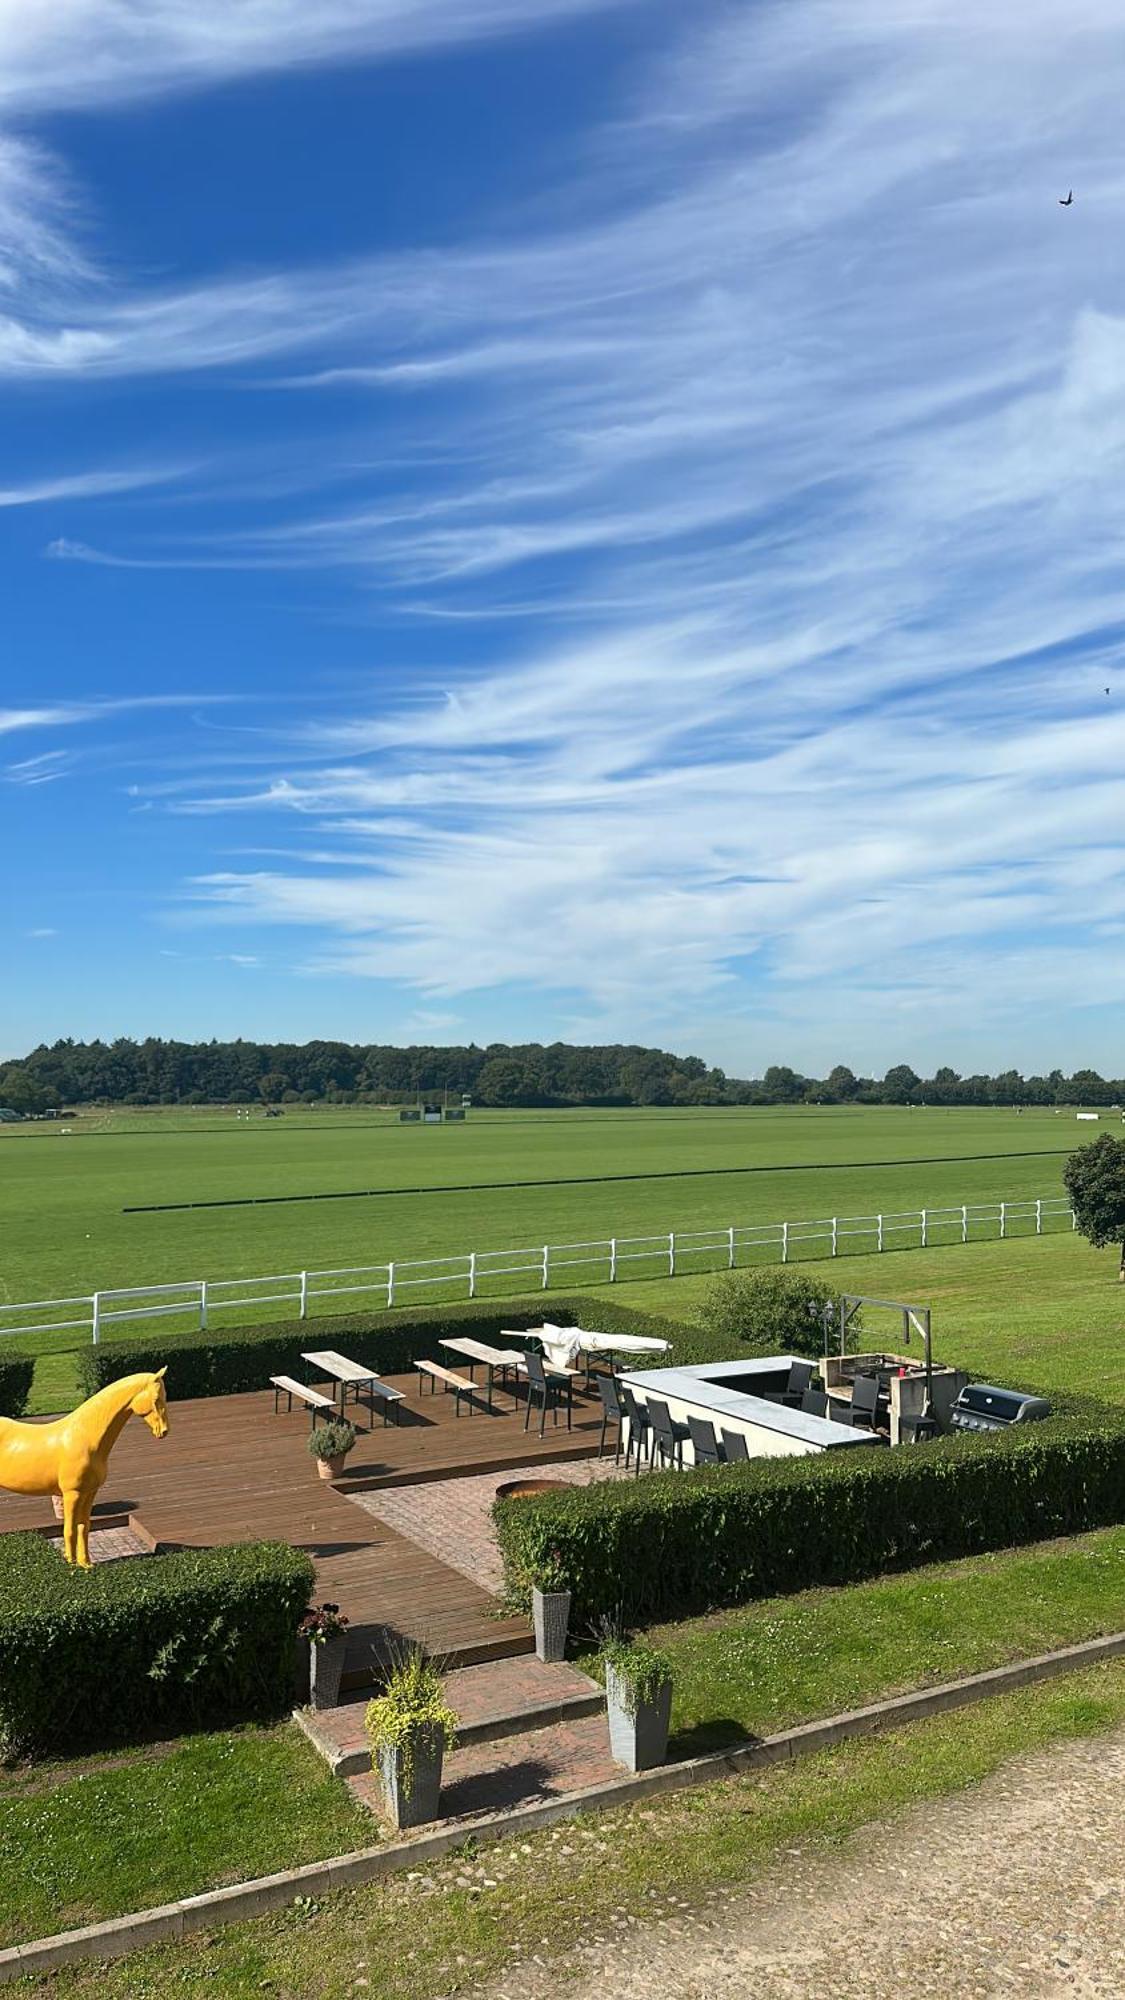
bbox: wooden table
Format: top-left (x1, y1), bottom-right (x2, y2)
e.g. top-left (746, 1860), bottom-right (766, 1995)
top-left (440, 1337), bottom-right (525, 1410)
top-left (301, 1349), bottom-right (405, 1426)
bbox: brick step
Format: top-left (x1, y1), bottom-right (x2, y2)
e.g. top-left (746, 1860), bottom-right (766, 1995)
top-left (349, 1710), bottom-right (617, 1824)
top-left (298, 1654), bottom-right (604, 1778)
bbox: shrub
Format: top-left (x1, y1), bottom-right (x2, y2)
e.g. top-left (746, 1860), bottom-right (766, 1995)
top-left (600, 1635), bottom-right (673, 1713)
top-left (308, 1420), bottom-right (356, 1462)
top-left (494, 1405), bottom-right (1125, 1631)
top-left (0, 1534), bottom-right (313, 1761)
top-left (76, 1293), bottom-right (697, 1403)
top-left (0, 1353), bottom-right (34, 1419)
top-left (697, 1268), bottom-right (847, 1357)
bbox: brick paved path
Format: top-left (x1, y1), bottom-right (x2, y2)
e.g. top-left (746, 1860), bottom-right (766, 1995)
top-left (474, 1723), bottom-right (1125, 1999)
top-left (49, 1527), bottom-right (150, 1564)
top-left (352, 1712), bottom-right (616, 1825)
top-left (352, 1455), bottom-right (630, 1596)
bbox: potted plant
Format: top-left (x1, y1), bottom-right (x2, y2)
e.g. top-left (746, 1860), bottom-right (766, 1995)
top-left (601, 1634), bottom-right (673, 1772)
top-left (300, 1601), bottom-right (351, 1710)
top-left (530, 1546), bottom-right (571, 1662)
top-left (365, 1645), bottom-right (458, 1830)
top-left (308, 1418), bottom-right (357, 1482)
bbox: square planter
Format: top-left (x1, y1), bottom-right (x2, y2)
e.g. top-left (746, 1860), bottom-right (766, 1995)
top-left (532, 1587), bottom-right (571, 1662)
top-left (605, 1665), bottom-right (672, 1772)
top-left (308, 1633), bottom-right (348, 1711)
top-left (377, 1731), bottom-right (445, 1829)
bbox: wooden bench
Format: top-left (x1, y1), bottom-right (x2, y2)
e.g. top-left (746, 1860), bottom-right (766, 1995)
top-left (270, 1376), bottom-right (337, 1427)
top-left (413, 1358), bottom-right (479, 1416)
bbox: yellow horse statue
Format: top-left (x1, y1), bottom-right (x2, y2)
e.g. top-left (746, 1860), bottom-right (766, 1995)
top-left (0, 1369), bottom-right (168, 1568)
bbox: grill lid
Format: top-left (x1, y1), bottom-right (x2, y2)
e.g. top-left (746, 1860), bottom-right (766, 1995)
top-left (954, 1383), bottom-right (1050, 1423)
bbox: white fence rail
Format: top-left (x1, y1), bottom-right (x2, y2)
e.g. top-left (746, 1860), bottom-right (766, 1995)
top-left (0, 1193), bottom-right (1075, 1348)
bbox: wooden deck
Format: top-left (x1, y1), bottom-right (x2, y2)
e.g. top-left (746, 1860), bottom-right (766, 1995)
top-left (0, 1369), bottom-right (606, 1682)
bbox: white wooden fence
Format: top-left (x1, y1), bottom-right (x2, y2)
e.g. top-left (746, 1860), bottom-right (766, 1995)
top-left (0, 1192), bottom-right (1076, 1348)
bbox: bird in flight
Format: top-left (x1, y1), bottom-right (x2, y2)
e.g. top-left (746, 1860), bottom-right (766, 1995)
top-left (1059, 190), bottom-right (1074, 205)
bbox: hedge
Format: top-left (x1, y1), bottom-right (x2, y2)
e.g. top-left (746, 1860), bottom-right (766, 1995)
top-left (0, 1353), bottom-right (34, 1419)
top-left (494, 1404), bottom-right (1125, 1631)
top-left (76, 1292), bottom-right (704, 1402)
top-left (0, 1534), bottom-right (313, 1761)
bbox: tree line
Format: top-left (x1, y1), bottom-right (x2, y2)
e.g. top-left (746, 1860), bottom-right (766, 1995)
top-left (0, 1038), bottom-right (1122, 1114)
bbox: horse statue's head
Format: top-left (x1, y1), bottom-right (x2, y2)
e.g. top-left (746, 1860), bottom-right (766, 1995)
top-left (130, 1367), bottom-right (169, 1438)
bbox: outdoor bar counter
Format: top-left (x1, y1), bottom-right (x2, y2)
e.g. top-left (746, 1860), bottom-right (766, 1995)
top-left (619, 1355), bottom-right (884, 1464)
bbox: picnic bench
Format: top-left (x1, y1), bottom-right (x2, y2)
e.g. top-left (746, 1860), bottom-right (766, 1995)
top-left (269, 1375), bottom-right (337, 1427)
top-left (301, 1349), bottom-right (406, 1426)
top-left (439, 1337), bottom-right (524, 1410)
top-left (414, 1358), bottom-right (479, 1416)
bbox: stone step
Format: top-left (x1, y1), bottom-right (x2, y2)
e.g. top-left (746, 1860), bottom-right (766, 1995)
top-left (349, 1710), bottom-right (617, 1825)
top-left (296, 1653), bottom-right (605, 1778)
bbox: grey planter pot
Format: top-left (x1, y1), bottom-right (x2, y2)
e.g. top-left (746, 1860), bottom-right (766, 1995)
top-left (377, 1731), bottom-right (445, 1829)
top-left (308, 1633), bottom-right (348, 1711)
top-left (605, 1665), bottom-right (672, 1772)
top-left (532, 1587), bottom-right (571, 1662)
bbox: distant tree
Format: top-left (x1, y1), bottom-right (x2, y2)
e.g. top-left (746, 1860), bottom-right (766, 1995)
top-left (826, 1065), bottom-right (858, 1100)
top-left (257, 1071), bottom-right (288, 1104)
top-left (1063, 1135), bottom-right (1125, 1280)
top-left (698, 1268), bottom-right (849, 1359)
top-left (882, 1064), bottom-right (921, 1103)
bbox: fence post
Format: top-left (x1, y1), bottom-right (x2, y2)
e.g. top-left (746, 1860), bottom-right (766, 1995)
top-left (299, 1270), bottom-right (308, 1320)
top-left (542, 1244), bottom-right (550, 1290)
top-left (609, 1238), bottom-right (617, 1283)
top-left (962, 1204), bottom-right (968, 1244)
top-left (468, 1251), bottom-right (477, 1300)
top-left (1000, 1201), bottom-right (1006, 1240)
top-left (91, 1293), bottom-right (101, 1346)
top-left (668, 1231), bottom-right (675, 1277)
top-left (728, 1225), bottom-right (736, 1269)
top-left (1071, 1206), bottom-right (1077, 1230)
top-left (831, 1216), bottom-right (838, 1257)
top-left (387, 1262), bottom-right (395, 1309)
top-left (920, 1208), bottom-right (927, 1250)
top-left (1036, 1199), bottom-right (1042, 1235)
top-left (876, 1214), bottom-right (883, 1253)
top-left (199, 1280), bottom-right (208, 1332)
top-left (781, 1222), bottom-right (789, 1265)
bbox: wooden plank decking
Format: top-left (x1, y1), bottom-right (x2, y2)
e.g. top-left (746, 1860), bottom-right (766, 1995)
top-left (0, 1368), bottom-right (606, 1679)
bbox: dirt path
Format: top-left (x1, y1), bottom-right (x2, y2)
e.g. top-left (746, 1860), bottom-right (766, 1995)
top-left (478, 1724), bottom-right (1125, 1999)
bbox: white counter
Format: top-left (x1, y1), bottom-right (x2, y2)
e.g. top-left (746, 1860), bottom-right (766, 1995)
top-left (620, 1355), bottom-right (883, 1462)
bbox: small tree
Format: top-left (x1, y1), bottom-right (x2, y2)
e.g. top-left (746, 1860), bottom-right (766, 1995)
top-left (1063, 1134), bottom-right (1125, 1280)
top-left (698, 1267), bottom-right (846, 1357)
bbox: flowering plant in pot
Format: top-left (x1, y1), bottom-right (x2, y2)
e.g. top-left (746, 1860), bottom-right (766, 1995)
top-left (300, 1601), bottom-right (351, 1711)
top-left (529, 1545), bottom-right (571, 1663)
top-left (600, 1633), bottom-right (673, 1772)
top-left (365, 1645), bottom-right (458, 1830)
top-left (308, 1418), bottom-right (357, 1482)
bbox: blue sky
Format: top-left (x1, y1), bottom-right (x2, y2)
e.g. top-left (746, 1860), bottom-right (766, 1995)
top-left (3, 0), bottom-right (1125, 1075)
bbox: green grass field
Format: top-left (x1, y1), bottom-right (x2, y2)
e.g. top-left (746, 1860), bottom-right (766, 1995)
top-left (0, 1103), bottom-right (1088, 1310)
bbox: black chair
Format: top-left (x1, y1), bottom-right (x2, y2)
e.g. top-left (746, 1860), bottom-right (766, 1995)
top-left (686, 1414), bottom-right (723, 1466)
top-left (647, 1397), bottom-right (691, 1471)
top-left (619, 1384), bottom-right (653, 1474)
top-left (719, 1427), bottom-right (749, 1462)
top-left (849, 1373), bottom-right (881, 1429)
top-left (763, 1361), bottom-right (815, 1408)
top-left (522, 1351), bottom-right (568, 1436)
top-left (800, 1387), bottom-right (828, 1418)
top-left (596, 1372), bottom-right (625, 1461)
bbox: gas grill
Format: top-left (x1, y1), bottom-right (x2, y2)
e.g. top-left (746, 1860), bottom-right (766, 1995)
top-left (950, 1383), bottom-right (1051, 1433)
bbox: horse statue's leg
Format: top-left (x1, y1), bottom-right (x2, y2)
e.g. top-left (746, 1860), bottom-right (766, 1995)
top-left (75, 1504), bottom-right (92, 1569)
top-left (60, 1489), bottom-right (80, 1566)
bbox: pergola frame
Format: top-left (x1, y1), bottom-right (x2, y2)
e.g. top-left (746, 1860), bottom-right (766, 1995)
top-left (827, 1293), bottom-right (934, 1412)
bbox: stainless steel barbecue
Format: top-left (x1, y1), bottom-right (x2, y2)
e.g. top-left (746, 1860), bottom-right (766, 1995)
top-left (949, 1383), bottom-right (1051, 1433)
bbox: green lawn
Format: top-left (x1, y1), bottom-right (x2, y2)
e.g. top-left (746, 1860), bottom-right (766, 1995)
top-left (0, 1103), bottom-right (1080, 1312)
top-left (32, 1662), bottom-right (1125, 1999)
top-left (0, 1722), bottom-right (368, 1949)
top-left (604, 1226), bottom-right (1124, 1403)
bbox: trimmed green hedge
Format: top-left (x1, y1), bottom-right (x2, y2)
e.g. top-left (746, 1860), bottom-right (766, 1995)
top-left (0, 1534), bottom-right (313, 1761)
top-left (76, 1292), bottom-right (700, 1402)
top-left (495, 1406), bottom-right (1125, 1630)
top-left (0, 1353), bottom-right (34, 1419)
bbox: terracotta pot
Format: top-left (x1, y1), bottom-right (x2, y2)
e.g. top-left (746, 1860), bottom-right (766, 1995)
top-left (317, 1454), bottom-right (348, 1482)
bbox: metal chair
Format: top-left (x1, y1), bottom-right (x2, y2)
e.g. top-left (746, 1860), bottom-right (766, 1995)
top-left (800, 1387), bottom-right (828, 1418)
top-left (647, 1397), bottom-right (691, 1471)
top-left (596, 1372), bottom-right (625, 1461)
top-left (522, 1350), bottom-right (565, 1436)
top-left (686, 1414), bottom-right (723, 1466)
top-left (719, 1427), bottom-right (749, 1463)
top-left (618, 1384), bottom-right (653, 1474)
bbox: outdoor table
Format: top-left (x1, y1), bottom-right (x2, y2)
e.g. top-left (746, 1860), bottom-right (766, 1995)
top-left (440, 1337), bottom-right (525, 1410)
top-left (301, 1348), bottom-right (404, 1426)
